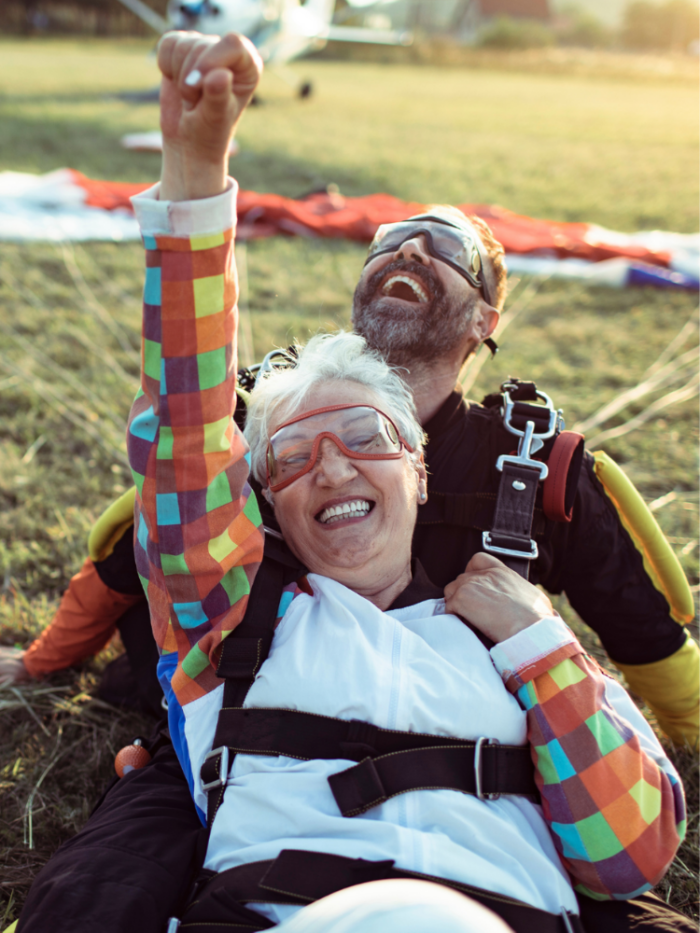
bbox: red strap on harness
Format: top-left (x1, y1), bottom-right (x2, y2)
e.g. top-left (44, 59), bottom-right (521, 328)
top-left (542, 431), bottom-right (584, 523)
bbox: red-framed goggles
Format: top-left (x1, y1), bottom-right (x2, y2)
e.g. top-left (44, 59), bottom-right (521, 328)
top-left (364, 214), bottom-right (493, 307)
top-left (266, 404), bottom-right (414, 492)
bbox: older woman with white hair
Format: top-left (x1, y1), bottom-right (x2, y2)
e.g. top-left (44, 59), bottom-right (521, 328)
top-left (243, 331), bottom-right (429, 603)
top-left (14, 30), bottom-right (688, 933)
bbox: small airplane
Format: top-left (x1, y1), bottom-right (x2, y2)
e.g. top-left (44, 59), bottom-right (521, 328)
top-left (116, 0), bottom-right (412, 96)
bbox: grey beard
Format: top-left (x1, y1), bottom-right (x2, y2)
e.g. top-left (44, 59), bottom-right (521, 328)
top-left (352, 260), bottom-right (475, 370)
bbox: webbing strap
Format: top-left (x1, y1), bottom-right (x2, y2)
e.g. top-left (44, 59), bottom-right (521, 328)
top-left (199, 707), bottom-right (536, 818)
top-left (485, 460), bottom-right (542, 579)
top-left (180, 850), bottom-right (585, 933)
top-left (329, 742), bottom-right (537, 816)
top-left (481, 379), bottom-right (572, 578)
top-left (203, 707), bottom-right (471, 761)
top-left (508, 399), bottom-right (556, 435)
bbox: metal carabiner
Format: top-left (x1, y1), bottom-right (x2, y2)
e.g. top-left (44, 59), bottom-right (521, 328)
top-left (253, 347), bottom-right (298, 387)
top-left (500, 383), bottom-right (561, 455)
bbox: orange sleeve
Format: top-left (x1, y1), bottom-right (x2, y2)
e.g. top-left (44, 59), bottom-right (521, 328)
top-left (22, 559), bottom-right (144, 677)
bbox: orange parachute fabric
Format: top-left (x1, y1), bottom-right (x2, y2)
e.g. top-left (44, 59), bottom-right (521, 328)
top-left (70, 170), bottom-right (671, 268)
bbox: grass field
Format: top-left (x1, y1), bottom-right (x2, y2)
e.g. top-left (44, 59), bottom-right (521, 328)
top-left (0, 39), bottom-right (698, 925)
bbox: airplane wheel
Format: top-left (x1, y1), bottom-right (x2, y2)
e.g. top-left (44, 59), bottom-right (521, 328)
top-left (299, 82), bottom-right (313, 99)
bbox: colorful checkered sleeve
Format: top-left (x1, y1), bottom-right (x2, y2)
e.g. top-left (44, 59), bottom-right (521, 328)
top-left (492, 616), bottom-right (686, 900)
top-left (127, 185), bottom-right (264, 708)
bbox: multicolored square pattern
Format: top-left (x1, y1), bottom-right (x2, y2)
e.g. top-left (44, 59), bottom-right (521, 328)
top-left (127, 227), bottom-right (264, 706)
top-left (513, 651), bottom-right (686, 899)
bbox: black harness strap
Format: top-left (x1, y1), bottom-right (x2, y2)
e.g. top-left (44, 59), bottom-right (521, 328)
top-left (180, 850), bottom-right (585, 933)
top-left (415, 491), bottom-right (548, 547)
top-left (203, 533), bottom-right (306, 827)
top-left (200, 546), bottom-right (534, 826)
top-left (207, 707), bottom-right (468, 759)
top-left (482, 380), bottom-right (563, 580)
top-left (506, 398), bottom-right (558, 434)
top-left (202, 707), bottom-right (536, 817)
top-left (329, 742), bottom-right (537, 816)
top-left (417, 382), bottom-right (575, 576)
top-left (485, 460), bottom-right (542, 578)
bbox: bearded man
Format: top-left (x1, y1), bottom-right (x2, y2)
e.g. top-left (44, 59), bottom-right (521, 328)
top-left (351, 207), bottom-right (698, 747)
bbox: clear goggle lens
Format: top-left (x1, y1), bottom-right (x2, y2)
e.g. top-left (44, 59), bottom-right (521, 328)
top-left (267, 404), bottom-right (410, 492)
top-left (365, 218), bottom-right (489, 304)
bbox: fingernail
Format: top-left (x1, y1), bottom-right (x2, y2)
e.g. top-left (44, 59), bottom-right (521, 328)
top-left (184, 69), bottom-right (202, 87)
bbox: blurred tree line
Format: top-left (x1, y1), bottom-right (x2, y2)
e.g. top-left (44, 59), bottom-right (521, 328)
top-left (620, 0), bottom-right (698, 49)
top-left (479, 0), bottom-right (698, 50)
top-left (0, 0), bottom-right (166, 36)
top-left (0, 0), bottom-right (697, 53)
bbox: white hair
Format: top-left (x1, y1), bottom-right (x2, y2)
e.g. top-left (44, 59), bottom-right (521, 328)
top-left (244, 332), bottom-right (425, 486)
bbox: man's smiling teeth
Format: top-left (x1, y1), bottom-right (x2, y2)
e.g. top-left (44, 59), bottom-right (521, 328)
top-left (319, 500), bottom-right (371, 524)
top-left (382, 275), bottom-right (428, 303)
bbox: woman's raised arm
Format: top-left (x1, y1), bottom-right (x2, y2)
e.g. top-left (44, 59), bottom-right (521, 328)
top-left (126, 33), bottom-right (265, 709)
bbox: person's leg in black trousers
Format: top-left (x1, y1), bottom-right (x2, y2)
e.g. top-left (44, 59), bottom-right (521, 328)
top-left (17, 744), bottom-right (205, 933)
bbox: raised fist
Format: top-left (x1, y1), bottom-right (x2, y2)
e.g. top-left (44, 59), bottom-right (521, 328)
top-left (156, 31), bottom-right (263, 200)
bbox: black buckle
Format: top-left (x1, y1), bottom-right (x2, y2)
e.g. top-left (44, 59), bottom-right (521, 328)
top-left (341, 719), bottom-right (379, 760)
top-left (201, 746), bottom-right (230, 793)
top-left (474, 737), bottom-right (501, 801)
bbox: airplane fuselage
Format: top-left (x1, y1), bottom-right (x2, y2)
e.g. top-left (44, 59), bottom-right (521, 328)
top-left (166, 0), bottom-right (334, 63)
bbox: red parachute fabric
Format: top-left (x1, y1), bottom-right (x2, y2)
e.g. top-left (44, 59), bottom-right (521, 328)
top-left (71, 171), bottom-right (150, 212)
top-left (69, 170), bottom-right (671, 268)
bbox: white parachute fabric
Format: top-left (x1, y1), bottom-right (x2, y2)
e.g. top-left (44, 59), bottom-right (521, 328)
top-left (0, 169), bottom-right (140, 243)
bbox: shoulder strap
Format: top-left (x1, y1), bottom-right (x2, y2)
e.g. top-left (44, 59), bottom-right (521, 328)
top-left (216, 532), bottom-right (304, 707)
top-left (416, 491), bottom-right (496, 529)
top-left (202, 533), bottom-right (306, 826)
top-left (482, 380), bottom-right (562, 579)
top-left (419, 382), bottom-right (581, 540)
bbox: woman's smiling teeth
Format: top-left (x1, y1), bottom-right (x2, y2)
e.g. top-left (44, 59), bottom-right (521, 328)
top-left (318, 499), bottom-right (372, 525)
top-left (382, 275), bottom-right (428, 303)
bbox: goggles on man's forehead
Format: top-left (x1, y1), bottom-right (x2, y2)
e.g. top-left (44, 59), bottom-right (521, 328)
top-left (365, 215), bottom-right (493, 307)
top-left (266, 404), bottom-right (413, 493)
